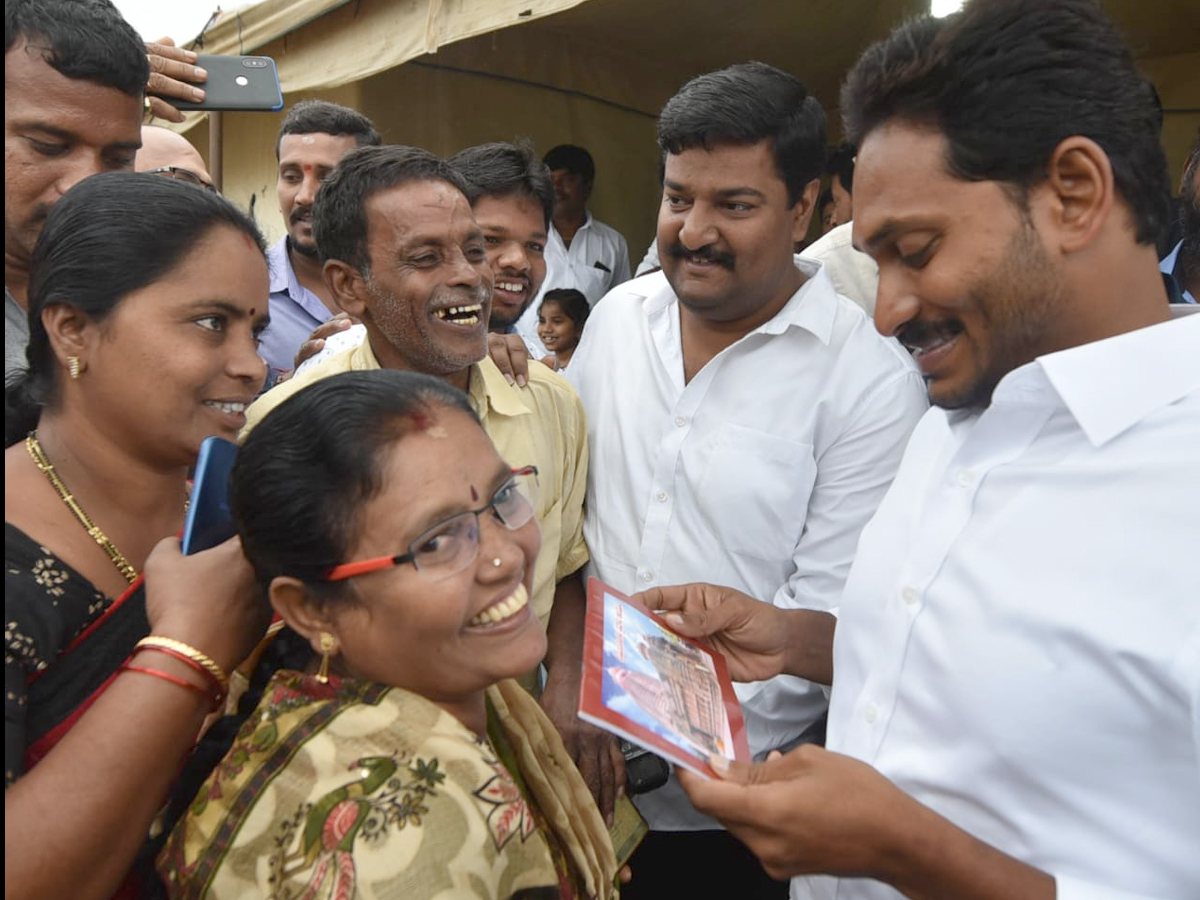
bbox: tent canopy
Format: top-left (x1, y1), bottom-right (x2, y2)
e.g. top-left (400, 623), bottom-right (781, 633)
top-left (183, 0), bottom-right (1199, 253)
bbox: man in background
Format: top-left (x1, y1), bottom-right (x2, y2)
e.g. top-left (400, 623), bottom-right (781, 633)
top-left (135, 125), bottom-right (215, 191)
top-left (258, 99), bottom-right (380, 379)
top-left (514, 144), bottom-right (630, 353)
top-left (824, 142), bottom-right (855, 229)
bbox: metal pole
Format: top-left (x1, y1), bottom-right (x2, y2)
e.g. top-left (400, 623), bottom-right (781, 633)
top-left (208, 111), bottom-right (224, 192)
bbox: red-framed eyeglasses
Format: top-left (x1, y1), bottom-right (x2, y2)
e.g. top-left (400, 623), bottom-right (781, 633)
top-left (323, 466), bottom-right (539, 582)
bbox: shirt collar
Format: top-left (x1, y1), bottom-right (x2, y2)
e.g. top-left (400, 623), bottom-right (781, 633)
top-left (641, 257), bottom-right (838, 346)
top-left (349, 340), bottom-right (527, 420)
top-left (348, 337), bottom-right (382, 372)
top-left (755, 257), bottom-right (839, 345)
top-left (1033, 308), bottom-right (1200, 446)
top-left (266, 237), bottom-right (295, 295)
top-left (551, 211), bottom-right (594, 242)
top-left (474, 357), bottom-right (532, 419)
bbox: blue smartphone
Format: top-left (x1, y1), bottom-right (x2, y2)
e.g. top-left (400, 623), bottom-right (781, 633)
top-left (182, 436), bottom-right (239, 554)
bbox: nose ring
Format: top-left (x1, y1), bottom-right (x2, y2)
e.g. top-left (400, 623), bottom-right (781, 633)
top-left (492, 558), bottom-right (502, 568)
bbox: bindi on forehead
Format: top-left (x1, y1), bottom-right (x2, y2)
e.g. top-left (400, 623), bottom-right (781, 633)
top-left (470, 485), bottom-right (479, 502)
top-left (302, 163), bottom-right (313, 173)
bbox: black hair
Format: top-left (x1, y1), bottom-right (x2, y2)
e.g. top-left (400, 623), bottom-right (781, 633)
top-left (841, 0), bottom-right (1170, 245)
top-left (274, 99), bottom-right (381, 159)
top-left (657, 61), bottom-right (827, 206)
top-left (5, 0), bottom-right (148, 97)
top-left (542, 144), bottom-right (595, 182)
top-left (826, 143), bottom-right (855, 195)
top-left (234, 369), bottom-right (478, 593)
top-left (448, 140), bottom-right (555, 230)
top-left (311, 144), bottom-right (471, 273)
top-left (4, 173), bottom-right (265, 448)
top-left (539, 288), bottom-right (590, 332)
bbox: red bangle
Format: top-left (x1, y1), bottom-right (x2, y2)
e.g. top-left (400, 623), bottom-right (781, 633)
top-left (137, 643), bottom-right (226, 695)
top-left (120, 664), bottom-right (224, 711)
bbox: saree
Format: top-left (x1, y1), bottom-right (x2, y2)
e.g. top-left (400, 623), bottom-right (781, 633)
top-left (158, 670), bottom-right (618, 900)
top-left (4, 522), bottom-right (150, 784)
top-left (5, 522), bottom-right (156, 899)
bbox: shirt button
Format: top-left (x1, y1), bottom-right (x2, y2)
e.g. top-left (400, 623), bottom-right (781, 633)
top-left (864, 704), bottom-right (878, 724)
top-left (656, 491), bottom-right (668, 503)
top-left (956, 469), bottom-right (975, 488)
top-left (674, 416), bottom-right (687, 427)
top-left (902, 586), bottom-right (919, 606)
top-left (641, 571), bottom-right (654, 583)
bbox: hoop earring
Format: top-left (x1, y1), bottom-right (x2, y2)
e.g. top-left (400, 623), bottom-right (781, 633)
top-left (315, 631), bottom-right (337, 684)
top-left (67, 356), bottom-right (83, 380)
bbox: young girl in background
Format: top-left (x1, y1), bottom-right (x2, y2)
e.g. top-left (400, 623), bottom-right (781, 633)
top-left (537, 288), bottom-right (590, 371)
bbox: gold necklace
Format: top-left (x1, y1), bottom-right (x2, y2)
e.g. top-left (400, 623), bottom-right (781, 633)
top-left (25, 433), bottom-right (139, 584)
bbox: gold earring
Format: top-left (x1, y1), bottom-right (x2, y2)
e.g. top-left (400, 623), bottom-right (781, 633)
top-left (67, 356), bottom-right (83, 380)
top-left (315, 631), bottom-right (337, 684)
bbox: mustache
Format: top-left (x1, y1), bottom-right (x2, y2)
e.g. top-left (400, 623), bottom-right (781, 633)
top-left (896, 318), bottom-right (964, 353)
top-left (666, 242), bottom-right (735, 269)
top-left (289, 205), bottom-right (313, 225)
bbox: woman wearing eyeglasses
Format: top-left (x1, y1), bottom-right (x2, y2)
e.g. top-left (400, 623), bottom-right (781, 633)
top-left (157, 370), bottom-right (618, 900)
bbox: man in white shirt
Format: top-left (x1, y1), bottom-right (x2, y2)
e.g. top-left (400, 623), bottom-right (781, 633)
top-left (646, 3), bottom-right (1200, 899)
top-left (566, 62), bottom-right (927, 899)
top-left (514, 144), bottom-right (631, 354)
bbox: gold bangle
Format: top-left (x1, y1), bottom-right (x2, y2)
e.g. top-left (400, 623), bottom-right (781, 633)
top-left (135, 636), bottom-right (229, 691)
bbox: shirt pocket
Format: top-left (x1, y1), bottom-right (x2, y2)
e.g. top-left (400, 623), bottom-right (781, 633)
top-left (695, 423), bottom-right (816, 562)
top-left (561, 262), bottom-right (611, 305)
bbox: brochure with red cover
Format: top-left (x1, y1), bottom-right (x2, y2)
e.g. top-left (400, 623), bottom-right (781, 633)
top-left (578, 577), bottom-right (750, 779)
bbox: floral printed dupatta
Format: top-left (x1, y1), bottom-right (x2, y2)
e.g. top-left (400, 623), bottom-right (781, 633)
top-left (158, 671), bottom-right (617, 900)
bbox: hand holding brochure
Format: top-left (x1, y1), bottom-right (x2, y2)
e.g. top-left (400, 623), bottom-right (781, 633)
top-left (578, 578), bottom-right (749, 779)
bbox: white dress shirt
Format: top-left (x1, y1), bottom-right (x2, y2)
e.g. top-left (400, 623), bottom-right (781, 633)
top-left (515, 212), bottom-right (632, 356)
top-left (797, 309), bottom-right (1200, 900)
top-left (568, 261), bottom-right (928, 830)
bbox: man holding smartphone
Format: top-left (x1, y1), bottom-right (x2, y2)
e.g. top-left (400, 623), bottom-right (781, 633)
top-left (257, 100), bottom-right (380, 381)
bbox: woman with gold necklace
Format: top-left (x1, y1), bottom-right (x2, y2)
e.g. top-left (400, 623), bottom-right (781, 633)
top-left (4, 173), bottom-right (272, 900)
